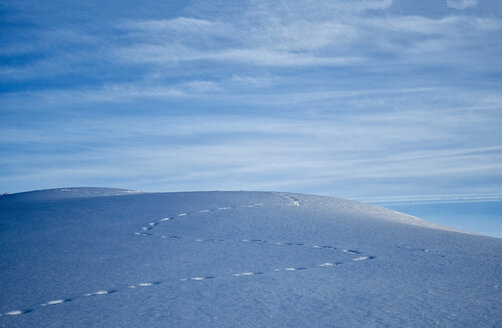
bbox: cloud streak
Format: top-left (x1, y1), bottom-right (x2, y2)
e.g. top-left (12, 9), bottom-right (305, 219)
top-left (354, 193), bottom-right (502, 205)
top-left (112, 6), bottom-right (502, 73)
top-left (447, 0), bottom-right (478, 10)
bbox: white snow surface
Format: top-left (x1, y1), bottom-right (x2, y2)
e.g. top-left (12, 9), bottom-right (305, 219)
top-left (0, 188), bottom-right (501, 327)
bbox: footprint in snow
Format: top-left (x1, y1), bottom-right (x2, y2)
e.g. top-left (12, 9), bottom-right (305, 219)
top-left (41, 299), bottom-right (72, 307)
top-left (352, 256), bottom-right (375, 261)
top-left (343, 249), bottom-right (362, 255)
top-left (4, 310), bottom-right (32, 316)
top-left (84, 290), bottom-right (117, 297)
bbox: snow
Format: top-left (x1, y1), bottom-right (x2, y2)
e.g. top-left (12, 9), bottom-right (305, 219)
top-left (0, 187), bottom-right (501, 327)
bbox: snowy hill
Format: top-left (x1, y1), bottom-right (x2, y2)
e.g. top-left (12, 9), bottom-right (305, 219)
top-left (0, 188), bottom-right (501, 327)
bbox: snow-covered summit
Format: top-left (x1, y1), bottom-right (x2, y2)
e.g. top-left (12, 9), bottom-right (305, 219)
top-left (0, 187), bottom-right (144, 202)
top-left (0, 188), bottom-right (501, 327)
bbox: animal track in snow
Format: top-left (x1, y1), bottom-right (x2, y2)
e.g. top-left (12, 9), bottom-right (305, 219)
top-left (129, 282), bottom-right (161, 288)
top-left (4, 310), bottom-right (32, 316)
top-left (279, 193), bottom-right (300, 206)
top-left (84, 289), bottom-right (117, 297)
top-left (1, 193), bottom-right (376, 318)
top-left (343, 249), bottom-right (362, 255)
top-left (352, 256), bottom-right (375, 261)
top-left (40, 299), bottom-right (72, 307)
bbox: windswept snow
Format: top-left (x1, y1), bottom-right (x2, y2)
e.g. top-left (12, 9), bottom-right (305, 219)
top-left (0, 188), bottom-right (501, 327)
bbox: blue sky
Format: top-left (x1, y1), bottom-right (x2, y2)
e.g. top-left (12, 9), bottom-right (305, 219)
top-left (1, 0), bottom-right (502, 236)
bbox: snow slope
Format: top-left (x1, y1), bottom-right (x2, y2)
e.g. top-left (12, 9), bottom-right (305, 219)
top-left (0, 188), bottom-right (501, 327)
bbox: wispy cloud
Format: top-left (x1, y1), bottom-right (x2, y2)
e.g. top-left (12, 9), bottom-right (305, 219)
top-left (112, 4), bottom-right (502, 73)
top-left (116, 44), bottom-right (363, 67)
top-left (447, 0), bottom-right (478, 10)
top-left (353, 193), bottom-right (502, 205)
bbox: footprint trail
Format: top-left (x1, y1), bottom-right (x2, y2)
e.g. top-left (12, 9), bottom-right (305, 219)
top-left (1, 193), bottom-right (376, 318)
